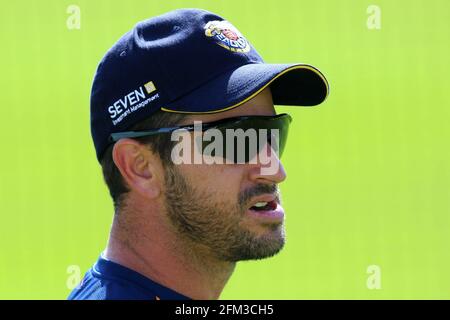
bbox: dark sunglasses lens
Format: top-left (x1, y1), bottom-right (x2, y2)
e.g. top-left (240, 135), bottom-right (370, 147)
top-left (201, 114), bottom-right (291, 164)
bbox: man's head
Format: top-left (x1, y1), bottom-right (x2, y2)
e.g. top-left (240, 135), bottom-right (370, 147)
top-left (92, 8), bottom-right (328, 263)
top-left (102, 87), bottom-right (287, 261)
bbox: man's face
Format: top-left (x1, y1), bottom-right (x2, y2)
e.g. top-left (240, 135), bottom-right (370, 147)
top-left (163, 88), bottom-right (287, 262)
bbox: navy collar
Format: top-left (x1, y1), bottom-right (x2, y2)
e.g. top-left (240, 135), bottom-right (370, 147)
top-left (92, 254), bottom-right (191, 300)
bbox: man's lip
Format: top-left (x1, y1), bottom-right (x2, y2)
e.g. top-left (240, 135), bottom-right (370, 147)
top-left (247, 202), bottom-right (285, 222)
top-left (247, 194), bottom-right (278, 209)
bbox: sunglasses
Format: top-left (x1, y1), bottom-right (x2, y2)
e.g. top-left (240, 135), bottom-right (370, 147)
top-left (109, 113), bottom-right (292, 164)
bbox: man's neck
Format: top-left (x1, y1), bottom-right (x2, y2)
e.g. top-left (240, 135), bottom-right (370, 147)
top-left (104, 213), bottom-right (236, 300)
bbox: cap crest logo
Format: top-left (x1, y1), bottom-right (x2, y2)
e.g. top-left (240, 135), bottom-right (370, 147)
top-left (204, 20), bottom-right (250, 53)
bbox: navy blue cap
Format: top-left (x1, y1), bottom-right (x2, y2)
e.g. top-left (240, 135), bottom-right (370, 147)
top-left (90, 8), bottom-right (329, 161)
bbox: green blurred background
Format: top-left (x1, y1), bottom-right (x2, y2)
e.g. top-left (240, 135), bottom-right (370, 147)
top-left (0, 0), bottom-right (449, 299)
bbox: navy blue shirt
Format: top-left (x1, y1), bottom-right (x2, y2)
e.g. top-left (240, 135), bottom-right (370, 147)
top-left (68, 255), bottom-right (191, 300)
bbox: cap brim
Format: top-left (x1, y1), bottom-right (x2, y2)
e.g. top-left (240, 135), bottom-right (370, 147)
top-left (161, 63), bottom-right (329, 114)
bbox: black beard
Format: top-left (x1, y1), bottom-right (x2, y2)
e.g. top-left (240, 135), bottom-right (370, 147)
top-left (163, 165), bottom-right (285, 262)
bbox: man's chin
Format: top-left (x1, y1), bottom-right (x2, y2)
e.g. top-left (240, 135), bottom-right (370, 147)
top-left (223, 226), bottom-right (286, 262)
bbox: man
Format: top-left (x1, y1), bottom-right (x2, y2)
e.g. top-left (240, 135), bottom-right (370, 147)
top-left (68, 8), bottom-right (328, 300)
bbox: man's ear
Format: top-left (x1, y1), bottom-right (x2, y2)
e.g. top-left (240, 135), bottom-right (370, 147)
top-left (112, 139), bottom-right (161, 199)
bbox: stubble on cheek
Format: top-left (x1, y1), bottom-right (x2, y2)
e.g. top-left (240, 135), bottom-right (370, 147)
top-left (164, 164), bottom-right (286, 261)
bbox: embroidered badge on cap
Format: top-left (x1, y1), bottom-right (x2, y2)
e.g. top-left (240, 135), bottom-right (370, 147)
top-left (204, 20), bottom-right (250, 53)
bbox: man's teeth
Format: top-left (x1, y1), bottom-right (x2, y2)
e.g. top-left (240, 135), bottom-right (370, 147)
top-left (254, 202), bottom-right (268, 207)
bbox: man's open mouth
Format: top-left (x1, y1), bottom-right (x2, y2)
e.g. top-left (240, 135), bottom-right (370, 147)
top-left (250, 200), bottom-right (278, 212)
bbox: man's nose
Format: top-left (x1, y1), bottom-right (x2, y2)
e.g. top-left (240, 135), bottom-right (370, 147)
top-left (247, 144), bottom-right (287, 184)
